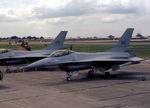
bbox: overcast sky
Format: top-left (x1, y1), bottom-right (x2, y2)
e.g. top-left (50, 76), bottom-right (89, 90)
top-left (0, 0), bottom-right (150, 38)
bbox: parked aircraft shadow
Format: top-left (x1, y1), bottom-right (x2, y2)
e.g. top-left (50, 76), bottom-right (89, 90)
top-left (70, 71), bottom-right (150, 83)
top-left (41, 71), bottom-right (150, 87)
top-left (0, 85), bottom-right (10, 90)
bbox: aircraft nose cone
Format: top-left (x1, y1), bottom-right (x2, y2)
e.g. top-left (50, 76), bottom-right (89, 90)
top-left (25, 57), bottom-right (57, 71)
top-left (25, 58), bottom-right (51, 70)
top-left (25, 61), bottom-right (46, 70)
top-left (25, 63), bottom-right (40, 70)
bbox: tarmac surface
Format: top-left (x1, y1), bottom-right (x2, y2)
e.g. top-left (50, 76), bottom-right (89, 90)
top-left (0, 62), bottom-right (150, 108)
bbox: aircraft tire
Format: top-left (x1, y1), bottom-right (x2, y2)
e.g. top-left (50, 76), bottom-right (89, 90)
top-left (0, 71), bottom-right (3, 80)
top-left (66, 77), bottom-right (71, 81)
top-left (88, 70), bottom-right (94, 78)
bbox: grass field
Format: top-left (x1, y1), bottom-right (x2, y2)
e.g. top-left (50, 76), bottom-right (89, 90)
top-left (0, 44), bottom-right (150, 59)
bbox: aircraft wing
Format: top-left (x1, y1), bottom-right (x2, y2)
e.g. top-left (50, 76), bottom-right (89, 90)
top-left (34, 56), bottom-right (144, 66)
top-left (56, 57), bottom-right (144, 65)
top-left (25, 55), bottom-right (144, 70)
top-left (0, 53), bottom-right (49, 61)
top-left (0, 53), bottom-right (51, 65)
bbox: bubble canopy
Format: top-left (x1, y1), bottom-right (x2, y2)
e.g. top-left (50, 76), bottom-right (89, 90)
top-left (49, 50), bottom-right (74, 57)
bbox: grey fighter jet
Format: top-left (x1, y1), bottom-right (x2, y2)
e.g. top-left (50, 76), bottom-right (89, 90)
top-left (26, 28), bottom-right (143, 81)
top-left (0, 31), bottom-right (68, 72)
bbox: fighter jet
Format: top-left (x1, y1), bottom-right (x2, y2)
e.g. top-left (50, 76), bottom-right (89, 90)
top-left (25, 28), bottom-right (144, 81)
top-left (0, 31), bottom-right (68, 72)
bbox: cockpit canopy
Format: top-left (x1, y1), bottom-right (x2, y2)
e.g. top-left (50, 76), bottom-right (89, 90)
top-left (0, 49), bottom-right (10, 54)
top-left (49, 50), bottom-right (74, 57)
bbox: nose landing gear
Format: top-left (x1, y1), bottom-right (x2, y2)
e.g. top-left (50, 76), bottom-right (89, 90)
top-left (66, 71), bottom-right (79, 81)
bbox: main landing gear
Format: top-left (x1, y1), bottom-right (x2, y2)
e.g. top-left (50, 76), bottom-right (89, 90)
top-left (6, 66), bottom-right (11, 73)
top-left (6, 69), bottom-right (11, 73)
top-left (105, 72), bottom-right (111, 78)
top-left (88, 70), bottom-right (94, 77)
top-left (0, 71), bottom-right (3, 80)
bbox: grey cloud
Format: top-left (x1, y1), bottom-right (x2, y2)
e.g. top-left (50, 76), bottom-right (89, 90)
top-left (32, 0), bottom-right (146, 20)
top-left (32, 0), bottom-right (99, 19)
top-left (106, 6), bottom-right (138, 14)
top-left (100, 0), bottom-right (147, 16)
top-left (104, 5), bottom-right (145, 16)
top-left (0, 14), bottom-right (19, 22)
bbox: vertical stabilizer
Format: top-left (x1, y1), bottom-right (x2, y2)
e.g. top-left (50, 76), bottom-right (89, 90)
top-left (42, 31), bottom-right (68, 50)
top-left (108, 28), bottom-right (134, 52)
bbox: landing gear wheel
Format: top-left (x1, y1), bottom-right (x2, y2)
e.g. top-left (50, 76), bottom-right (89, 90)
top-left (88, 70), bottom-right (94, 77)
top-left (66, 77), bottom-right (71, 81)
top-left (105, 72), bottom-right (110, 78)
top-left (0, 71), bottom-right (3, 80)
top-left (66, 72), bottom-right (72, 81)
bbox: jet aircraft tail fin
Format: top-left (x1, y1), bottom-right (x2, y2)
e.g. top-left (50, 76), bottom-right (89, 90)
top-left (108, 28), bottom-right (134, 52)
top-left (42, 31), bottom-right (68, 50)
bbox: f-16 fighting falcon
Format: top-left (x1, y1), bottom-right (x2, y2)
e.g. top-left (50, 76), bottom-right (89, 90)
top-left (26, 28), bottom-right (144, 81)
top-left (0, 31), bottom-right (68, 73)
